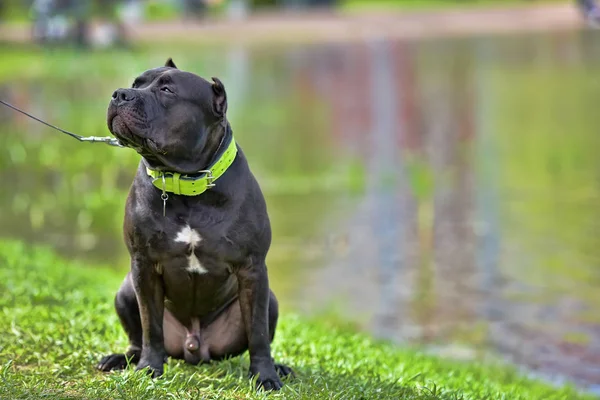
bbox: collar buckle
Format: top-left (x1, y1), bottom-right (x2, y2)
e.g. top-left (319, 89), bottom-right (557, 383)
top-left (198, 169), bottom-right (215, 188)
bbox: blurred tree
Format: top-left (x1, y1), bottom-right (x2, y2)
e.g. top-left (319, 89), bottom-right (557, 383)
top-left (181, 0), bottom-right (207, 17)
top-left (576, 0), bottom-right (600, 26)
top-left (29, 0), bottom-right (130, 48)
top-left (251, 0), bottom-right (276, 7)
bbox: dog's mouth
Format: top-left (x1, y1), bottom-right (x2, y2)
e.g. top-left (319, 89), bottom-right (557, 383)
top-left (107, 107), bottom-right (205, 174)
top-left (109, 114), bottom-right (138, 144)
top-left (109, 114), bottom-right (164, 158)
top-left (108, 115), bottom-right (129, 143)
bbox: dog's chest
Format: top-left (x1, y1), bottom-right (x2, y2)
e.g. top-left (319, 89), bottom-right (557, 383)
top-left (159, 223), bottom-right (234, 277)
top-left (137, 206), bottom-right (244, 275)
top-left (172, 225), bottom-right (208, 274)
top-left (157, 223), bottom-right (239, 318)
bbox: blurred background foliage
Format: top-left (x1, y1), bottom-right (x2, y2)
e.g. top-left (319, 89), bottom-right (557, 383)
top-left (0, 0), bottom-right (570, 22)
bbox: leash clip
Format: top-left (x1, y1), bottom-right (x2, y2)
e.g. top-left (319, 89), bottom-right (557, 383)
top-left (79, 136), bottom-right (124, 147)
top-left (160, 172), bottom-right (168, 217)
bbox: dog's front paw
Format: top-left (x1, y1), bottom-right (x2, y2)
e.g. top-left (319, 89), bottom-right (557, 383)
top-left (97, 350), bottom-right (140, 372)
top-left (135, 354), bottom-right (165, 378)
top-left (97, 354), bottom-right (128, 372)
top-left (250, 363), bottom-right (283, 391)
top-left (274, 362), bottom-right (294, 379)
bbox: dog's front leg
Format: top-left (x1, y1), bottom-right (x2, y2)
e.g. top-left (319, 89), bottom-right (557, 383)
top-left (236, 257), bottom-right (282, 390)
top-left (131, 255), bottom-right (166, 378)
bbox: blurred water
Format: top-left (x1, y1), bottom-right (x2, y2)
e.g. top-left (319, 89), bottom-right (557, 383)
top-left (1, 29), bottom-right (600, 391)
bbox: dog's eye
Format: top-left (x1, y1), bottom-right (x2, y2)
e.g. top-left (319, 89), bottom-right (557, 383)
top-left (160, 87), bottom-right (174, 94)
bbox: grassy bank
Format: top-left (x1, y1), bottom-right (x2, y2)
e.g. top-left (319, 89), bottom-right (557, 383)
top-left (0, 240), bottom-right (592, 399)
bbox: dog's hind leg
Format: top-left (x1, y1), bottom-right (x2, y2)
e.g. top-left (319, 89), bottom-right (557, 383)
top-left (97, 273), bottom-right (143, 371)
top-left (202, 290), bottom-right (293, 378)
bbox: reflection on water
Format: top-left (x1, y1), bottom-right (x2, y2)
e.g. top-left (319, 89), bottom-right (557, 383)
top-left (2, 30), bottom-right (600, 391)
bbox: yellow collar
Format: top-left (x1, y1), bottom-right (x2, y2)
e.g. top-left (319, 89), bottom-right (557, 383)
top-left (145, 136), bottom-right (237, 196)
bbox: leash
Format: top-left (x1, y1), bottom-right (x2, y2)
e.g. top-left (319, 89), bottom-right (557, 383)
top-left (0, 99), bottom-right (124, 147)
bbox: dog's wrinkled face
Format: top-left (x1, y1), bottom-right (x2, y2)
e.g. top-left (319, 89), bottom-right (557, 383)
top-left (107, 58), bottom-right (228, 174)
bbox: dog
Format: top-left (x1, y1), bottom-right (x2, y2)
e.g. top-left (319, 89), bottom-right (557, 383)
top-left (96, 58), bottom-right (292, 390)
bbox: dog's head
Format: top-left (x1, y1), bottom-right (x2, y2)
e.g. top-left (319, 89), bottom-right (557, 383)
top-left (107, 58), bottom-right (228, 174)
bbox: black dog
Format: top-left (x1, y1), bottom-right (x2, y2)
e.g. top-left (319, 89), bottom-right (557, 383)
top-left (96, 58), bottom-right (292, 390)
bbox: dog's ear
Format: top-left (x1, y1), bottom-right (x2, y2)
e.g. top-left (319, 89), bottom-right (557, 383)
top-left (165, 58), bottom-right (178, 69)
top-left (211, 77), bottom-right (227, 117)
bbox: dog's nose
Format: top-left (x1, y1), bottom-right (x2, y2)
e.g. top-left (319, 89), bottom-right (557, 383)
top-left (111, 89), bottom-right (135, 104)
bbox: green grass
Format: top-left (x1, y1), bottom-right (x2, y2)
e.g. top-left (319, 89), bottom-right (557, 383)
top-left (0, 240), bottom-right (593, 400)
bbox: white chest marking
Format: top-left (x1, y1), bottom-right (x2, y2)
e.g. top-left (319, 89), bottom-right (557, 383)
top-left (174, 225), bottom-right (207, 274)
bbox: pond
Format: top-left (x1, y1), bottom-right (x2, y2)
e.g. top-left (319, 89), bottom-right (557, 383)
top-left (1, 29), bottom-right (600, 392)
